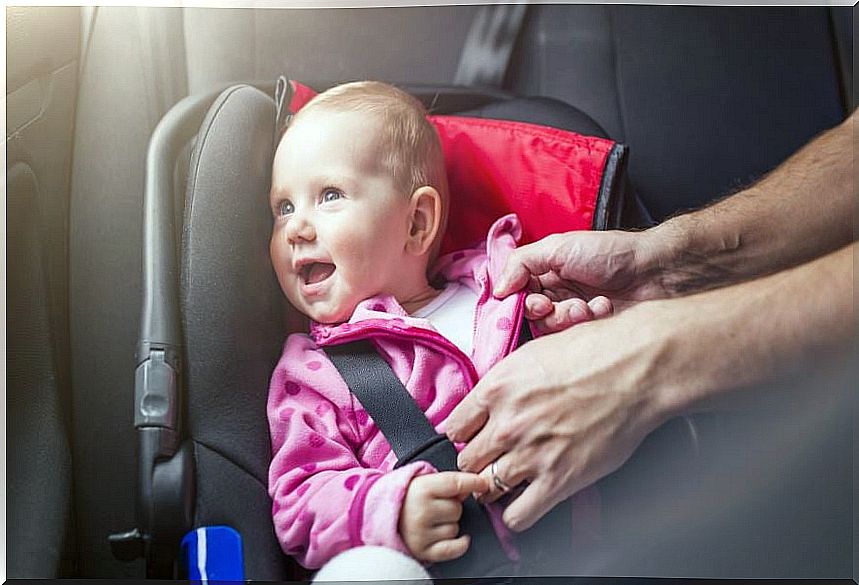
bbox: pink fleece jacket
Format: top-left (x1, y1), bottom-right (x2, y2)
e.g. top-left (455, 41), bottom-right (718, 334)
top-left (267, 214), bottom-right (528, 569)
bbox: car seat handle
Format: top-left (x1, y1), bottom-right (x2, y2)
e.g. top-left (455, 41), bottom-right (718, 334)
top-left (113, 86), bottom-right (235, 576)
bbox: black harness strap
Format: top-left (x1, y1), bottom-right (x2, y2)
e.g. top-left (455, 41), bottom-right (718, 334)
top-left (324, 340), bottom-right (514, 578)
top-left (325, 340), bottom-right (440, 463)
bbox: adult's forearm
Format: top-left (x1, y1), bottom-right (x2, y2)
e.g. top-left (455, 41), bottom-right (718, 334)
top-left (638, 242), bottom-right (855, 421)
top-left (641, 110), bottom-right (855, 297)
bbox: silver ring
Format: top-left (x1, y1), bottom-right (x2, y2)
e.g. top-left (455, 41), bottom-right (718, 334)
top-left (490, 460), bottom-right (512, 493)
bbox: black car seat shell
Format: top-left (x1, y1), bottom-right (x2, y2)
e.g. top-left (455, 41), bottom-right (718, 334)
top-left (134, 81), bottom-right (682, 579)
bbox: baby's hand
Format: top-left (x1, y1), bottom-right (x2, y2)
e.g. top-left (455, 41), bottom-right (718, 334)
top-left (525, 292), bottom-right (613, 335)
top-left (399, 471), bottom-right (488, 563)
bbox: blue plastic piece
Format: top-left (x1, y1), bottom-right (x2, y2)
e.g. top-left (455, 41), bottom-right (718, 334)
top-left (181, 526), bottom-right (245, 582)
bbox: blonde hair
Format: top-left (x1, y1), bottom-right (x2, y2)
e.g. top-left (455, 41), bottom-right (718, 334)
top-left (290, 81), bottom-right (449, 257)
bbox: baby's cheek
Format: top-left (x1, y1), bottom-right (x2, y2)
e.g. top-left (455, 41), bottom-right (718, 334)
top-left (282, 284), bottom-right (305, 313)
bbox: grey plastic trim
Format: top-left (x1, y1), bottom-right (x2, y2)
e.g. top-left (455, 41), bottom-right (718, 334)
top-left (592, 142), bottom-right (628, 231)
top-left (139, 84), bottom-right (232, 362)
top-left (133, 349), bottom-right (177, 428)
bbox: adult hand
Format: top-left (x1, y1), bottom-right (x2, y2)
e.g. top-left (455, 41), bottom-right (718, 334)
top-left (446, 303), bottom-right (674, 532)
top-left (495, 230), bottom-right (674, 333)
top-left (450, 242), bottom-right (856, 531)
top-left (398, 471), bottom-right (488, 563)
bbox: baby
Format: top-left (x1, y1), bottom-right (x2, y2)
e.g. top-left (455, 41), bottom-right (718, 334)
top-left (267, 81), bottom-right (534, 571)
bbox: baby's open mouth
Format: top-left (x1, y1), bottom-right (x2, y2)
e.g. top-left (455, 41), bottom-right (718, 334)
top-left (301, 262), bottom-right (336, 285)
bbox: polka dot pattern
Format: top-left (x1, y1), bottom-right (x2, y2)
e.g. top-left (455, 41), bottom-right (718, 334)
top-left (344, 475), bottom-right (360, 491)
top-left (285, 382), bottom-right (302, 395)
top-left (306, 361), bottom-right (322, 371)
top-left (496, 316), bottom-right (512, 331)
top-left (308, 434), bottom-right (325, 448)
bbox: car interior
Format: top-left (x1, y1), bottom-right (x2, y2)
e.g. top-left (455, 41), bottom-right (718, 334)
top-left (6, 4), bottom-right (856, 581)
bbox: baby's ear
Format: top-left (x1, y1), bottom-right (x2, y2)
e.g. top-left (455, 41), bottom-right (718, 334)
top-left (406, 186), bottom-right (442, 256)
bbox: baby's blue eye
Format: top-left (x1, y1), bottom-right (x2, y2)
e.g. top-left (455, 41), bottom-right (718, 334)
top-left (322, 189), bottom-right (343, 203)
top-left (277, 200), bottom-right (294, 216)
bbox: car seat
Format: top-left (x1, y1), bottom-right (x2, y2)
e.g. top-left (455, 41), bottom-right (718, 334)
top-left (114, 80), bottom-right (699, 579)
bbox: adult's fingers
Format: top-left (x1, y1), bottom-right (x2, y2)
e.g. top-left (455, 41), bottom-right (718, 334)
top-left (493, 239), bottom-right (558, 298)
top-left (529, 295), bottom-right (615, 335)
top-left (531, 298), bottom-right (594, 335)
top-left (454, 358), bottom-right (525, 472)
top-left (445, 390), bottom-right (489, 444)
top-left (588, 295), bottom-right (613, 319)
top-left (423, 534), bottom-right (471, 563)
top-left (524, 293), bottom-right (554, 320)
top-left (501, 477), bottom-right (561, 532)
top-left (456, 415), bottom-right (509, 474)
top-left (534, 272), bottom-right (581, 302)
top-left (476, 452), bottom-right (531, 504)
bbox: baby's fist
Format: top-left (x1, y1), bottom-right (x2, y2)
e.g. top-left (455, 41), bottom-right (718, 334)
top-left (399, 471), bottom-right (488, 563)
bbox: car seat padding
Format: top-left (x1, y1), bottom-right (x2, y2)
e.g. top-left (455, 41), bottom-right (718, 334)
top-left (181, 85), bottom-right (290, 579)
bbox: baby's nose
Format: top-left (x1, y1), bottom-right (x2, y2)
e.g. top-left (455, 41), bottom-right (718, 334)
top-left (286, 213), bottom-right (316, 243)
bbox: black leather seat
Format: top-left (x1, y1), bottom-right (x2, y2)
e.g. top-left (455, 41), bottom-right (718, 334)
top-left (7, 162), bottom-right (75, 578)
top-left (509, 6), bottom-right (849, 221)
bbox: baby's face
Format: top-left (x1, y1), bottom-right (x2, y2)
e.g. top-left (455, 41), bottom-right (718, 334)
top-left (269, 110), bottom-right (415, 323)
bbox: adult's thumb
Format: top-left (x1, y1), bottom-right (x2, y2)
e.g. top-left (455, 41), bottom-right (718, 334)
top-left (493, 244), bottom-right (553, 298)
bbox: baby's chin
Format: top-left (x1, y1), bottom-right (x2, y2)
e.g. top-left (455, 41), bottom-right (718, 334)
top-left (301, 300), bottom-right (358, 325)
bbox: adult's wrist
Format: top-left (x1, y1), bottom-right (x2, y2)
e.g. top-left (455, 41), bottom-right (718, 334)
top-left (591, 300), bottom-right (690, 431)
top-left (621, 298), bottom-right (712, 423)
top-left (638, 206), bottom-right (753, 298)
top-left (632, 219), bottom-right (692, 300)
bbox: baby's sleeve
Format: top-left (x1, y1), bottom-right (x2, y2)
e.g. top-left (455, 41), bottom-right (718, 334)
top-left (267, 335), bottom-right (435, 569)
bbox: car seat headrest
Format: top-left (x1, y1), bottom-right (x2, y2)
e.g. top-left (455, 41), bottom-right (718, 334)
top-left (276, 78), bottom-right (628, 254)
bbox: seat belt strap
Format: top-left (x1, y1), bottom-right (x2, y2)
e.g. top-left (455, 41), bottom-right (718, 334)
top-left (517, 318), bottom-right (533, 346)
top-left (324, 340), bottom-right (445, 466)
top-left (454, 3), bottom-right (529, 88)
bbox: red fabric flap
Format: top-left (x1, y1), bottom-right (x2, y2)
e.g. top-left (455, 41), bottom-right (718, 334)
top-left (429, 116), bottom-right (614, 254)
top-left (288, 80), bottom-right (317, 112)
